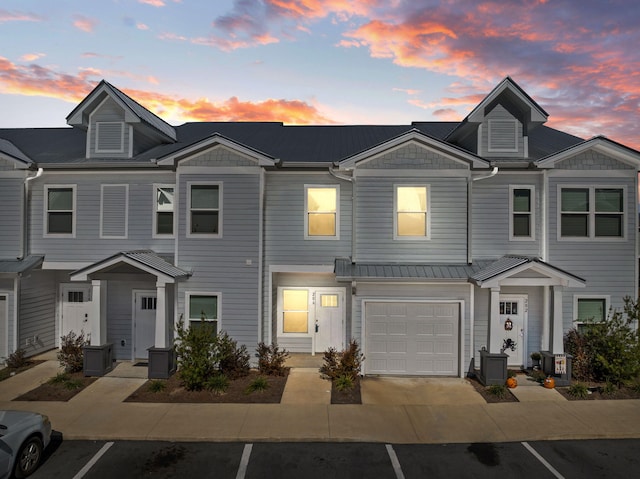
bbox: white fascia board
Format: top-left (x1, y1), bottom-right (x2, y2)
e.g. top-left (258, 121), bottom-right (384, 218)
top-left (537, 137), bottom-right (640, 169)
top-left (476, 261), bottom-right (585, 289)
top-left (467, 77), bottom-right (547, 124)
top-left (70, 256), bottom-right (176, 283)
top-left (157, 135), bottom-right (277, 167)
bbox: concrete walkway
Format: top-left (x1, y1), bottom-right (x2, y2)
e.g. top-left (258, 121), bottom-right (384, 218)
top-left (1, 357), bottom-right (639, 444)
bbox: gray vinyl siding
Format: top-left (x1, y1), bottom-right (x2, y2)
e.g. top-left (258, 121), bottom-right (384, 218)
top-left (106, 279), bottom-right (156, 360)
top-left (353, 282), bottom-right (472, 372)
top-left (264, 172), bottom-right (352, 264)
top-left (0, 280), bottom-right (14, 357)
top-left (0, 178), bottom-right (22, 258)
top-left (547, 173), bottom-right (637, 328)
top-left (29, 172), bottom-right (175, 262)
top-left (472, 173), bottom-right (542, 259)
top-left (89, 97), bottom-right (130, 159)
top-left (176, 172), bottom-right (261, 349)
top-left (355, 176), bottom-right (467, 262)
top-left (481, 104), bottom-right (525, 158)
top-left (101, 184), bottom-right (128, 238)
top-left (19, 270), bottom-right (56, 357)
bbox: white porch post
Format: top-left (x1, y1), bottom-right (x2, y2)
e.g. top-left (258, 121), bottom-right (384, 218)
top-left (541, 285), bottom-right (550, 351)
top-left (552, 285), bottom-right (564, 354)
top-left (90, 280), bottom-right (106, 346)
top-left (489, 287), bottom-right (502, 353)
top-left (154, 281), bottom-right (167, 348)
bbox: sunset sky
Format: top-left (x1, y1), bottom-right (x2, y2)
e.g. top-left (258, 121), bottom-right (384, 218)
top-left (1, 0), bottom-right (639, 149)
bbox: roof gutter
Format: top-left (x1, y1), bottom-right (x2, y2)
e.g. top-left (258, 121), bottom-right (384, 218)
top-left (19, 167), bottom-right (43, 260)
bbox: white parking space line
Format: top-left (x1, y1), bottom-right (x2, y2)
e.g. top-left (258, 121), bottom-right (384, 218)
top-left (72, 441), bottom-right (114, 479)
top-left (386, 444), bottom-right (406, 479)
top-left (235, 443), bottom-right (253, 479)
top-left (521, 442), bottom-right (564, 479)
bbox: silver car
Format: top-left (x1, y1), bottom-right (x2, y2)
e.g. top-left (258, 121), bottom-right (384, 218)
top-left (0, 411), bottom-right (51, 478)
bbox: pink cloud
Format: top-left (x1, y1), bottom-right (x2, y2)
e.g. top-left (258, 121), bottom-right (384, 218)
top-left (0, 9), bottom-right (42, 23)
top-left (139, 0), bottom-right (165, 6)
top-left (73, 14), bottom-right (98, 33)
top-left (20, 53), bottom-right (45, 62)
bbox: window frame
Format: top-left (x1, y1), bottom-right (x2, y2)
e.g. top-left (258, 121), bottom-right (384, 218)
top-left (488, 119), bottom-right (518, 153)
top-left (153, 184), bottom-right (176, 238)
top-left (394, 184), bottom-right (430, 240)
top-left (304, 184), bottom-right (340, 240)
top-left (558, 185), bottom-right (626, 241)
top-left (279, 288), bottom-right (310, 335)
top-left (185, 292), bottom-right (221, 333)
top-left (44, 184), bottom-right (76, 238)
top-left (509, 185), bottom-right (535, 241)
top-left (573, 295), bottom-right (610, 330)
top-left (187, 181), bottom-right (222, 238)
top-left (95, 121), bottom-right (125, 153)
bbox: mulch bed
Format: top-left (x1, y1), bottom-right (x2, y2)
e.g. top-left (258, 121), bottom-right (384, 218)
top-left (125, 369), bottom-right (289, 403)
top-left (556, 384), bottom-right (640, 401)
top-left (330, 377), bottom-right (361, 404)
top-left (466, 376), bottom-right (519, 403)
top-left (13, 372), bottom-right (97, 402)
top-left (0, 360), bottom-right (46, 382)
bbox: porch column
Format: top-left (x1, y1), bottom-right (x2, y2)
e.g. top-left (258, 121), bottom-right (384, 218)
top-left (90, 280), bottom-right (106, 346)
top-left (541, 286), bottom-right (550, 351)
top-left (489, 287), bottom-right (502, 353)
top-left (551, 285), bottom-right (564, 354)
top-left (154, 281), bottom-right (167, 348)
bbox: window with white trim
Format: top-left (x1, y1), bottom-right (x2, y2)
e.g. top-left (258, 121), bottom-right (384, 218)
top-left (282, 289), bottom-right (309, 333)
top-left (45, 185), bottom-right (75, 236)
top-left (510, 186), bottom-right (534, 240)
top-left (560, 187), bottom-right (624, 238)
top-left (186, 293), bottom-right (219, 336)
top-left (574, 296), bottom-right (609, 332)
top-left (154, 185), bottom-right (175, 236)
top-left (305, 185), bottom-right (339, 239)
top-left (188, 183), bottom-right (221, 236)
top-left (394, 185), bottom-right (429, 238)
top-left (95, 121), bottom-right (124, 153)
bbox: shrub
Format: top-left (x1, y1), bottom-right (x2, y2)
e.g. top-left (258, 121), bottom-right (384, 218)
top-left (602, 381), bottom-right (617, 396)
top-left (149, 380), bottom-right (166, 393)
top-left (320, 339), bottom-right (364, 381)
top-left (245, 375), bottom-right (269, 394)
top-left (205, 374), bottom-right (229, 395)
top-left (6, 349), bottom-right (28, 369)
top-left (256, 342), bottom-right (290, 376)
top-left (215, 332), bottom-right (250, 379)
top-left (48, 372), bottom-right (82, 390)
top-left (174, 317), bottom-right (217, 391)
top-left (628, 378), bottom-right (640, 394)
top-left (334, 374), bottom-right (354, 391)
top-left (487, 384), bottom-right (507, 398)
top-left (48, 372), bottom-right (71, 385)
top-left (529, 369), bottom-right (546, 384)
top-left (568, 382), bottom-right (588, 399)
top-left (565, 296), bottom-right (640, 386)
top-left (507, 369), bottom-right (518, 378)
top-left (58, 330), bottom-right (88, 373)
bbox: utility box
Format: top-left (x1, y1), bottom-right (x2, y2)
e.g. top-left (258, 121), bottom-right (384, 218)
top-left (83, 344), bottom-right (114, 376)
top-left (477, 349), bottom-right (508, 386)
top-left (148, 347), bottom-right (176, 379)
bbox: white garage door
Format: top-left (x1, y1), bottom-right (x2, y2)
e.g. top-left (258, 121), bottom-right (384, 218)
top-left (365, 302), bottom-right (459, 376)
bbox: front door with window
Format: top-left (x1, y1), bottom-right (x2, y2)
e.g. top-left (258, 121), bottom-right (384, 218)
top-left (133, 291), bottom-right (157, 359)
top-left (499, 295), bottom-right (527, 367)
top-left (314, 291), bottom-right (344, 353)
top-left (61, 284), bottom-right (92, 341)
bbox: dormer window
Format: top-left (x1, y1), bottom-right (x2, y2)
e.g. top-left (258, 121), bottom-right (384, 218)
top-left (95, 121), bottom-right (124, 153)
top-left (488, 119), bottom-right (518, 153)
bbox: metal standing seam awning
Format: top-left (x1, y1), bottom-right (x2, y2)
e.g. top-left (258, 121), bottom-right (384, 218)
top-left (0, 256), bottom-right (44, 276)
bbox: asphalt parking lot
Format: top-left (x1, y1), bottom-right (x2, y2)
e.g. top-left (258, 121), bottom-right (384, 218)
top-left (30, 436), bottom-right (640, 479)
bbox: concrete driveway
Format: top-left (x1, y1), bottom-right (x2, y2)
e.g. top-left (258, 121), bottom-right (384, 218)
top-left (361, 377), bottom-right (485, 405)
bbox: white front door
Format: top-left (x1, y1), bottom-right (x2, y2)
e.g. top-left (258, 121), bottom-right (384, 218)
top-left (133, 291), bottom-right (157, 360)
top-left (61, 284), bottom-right (92, 341)
top-left (499, 295), bottom-right (527, 367)
top-left (314, 291), bottom-right (344, 353)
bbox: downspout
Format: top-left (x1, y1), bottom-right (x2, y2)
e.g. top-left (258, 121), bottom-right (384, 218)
top-left (19, 167), bottom-right (43, 260)
top-left (328, 166), bottom-right (356, 261)
top-left (258, 167), bottom-right (265, 344)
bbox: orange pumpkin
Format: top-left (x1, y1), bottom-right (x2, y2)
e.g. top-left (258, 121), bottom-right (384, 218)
top-left (543, 376), bottom-right (555, 389)
top-left (506, 377), bottom-right (518, 388)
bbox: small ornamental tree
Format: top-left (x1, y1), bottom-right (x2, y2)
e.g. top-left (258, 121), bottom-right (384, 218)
top-left (174, 315), bottom-right (217, 391)
top-left (256, 342), bottom-right (290, 376)
top-left (320, 339), bottom-right (364, 381)
top-left (58, 330), bottom-right (89, 373)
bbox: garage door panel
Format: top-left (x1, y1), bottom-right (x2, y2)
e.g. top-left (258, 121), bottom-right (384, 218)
top-left (365, 302), bottom-right (459, 376)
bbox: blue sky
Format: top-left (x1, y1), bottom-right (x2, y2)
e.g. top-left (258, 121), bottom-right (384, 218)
top-left (1, 0), bottom-right (639, 149)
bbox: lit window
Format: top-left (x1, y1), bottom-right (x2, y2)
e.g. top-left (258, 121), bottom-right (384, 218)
top-left (189, 184), bottom-right (221, 236)
top-left (305, 186), bottom-right (338, 238)
top-left (395, 185), bottom-right (428, 238)
top-left (282, 289), bottom-right (308, 333)
top-left (561, 187), bottom-right (623, 238)
top-left (155, 185), bottom-right (174, 236)
top-left (46, 186), bottom-right (75, 235)
top-left (511, 186), bottom-right (534, 239)
top-left (320, 294), bottom-right (339, 308)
